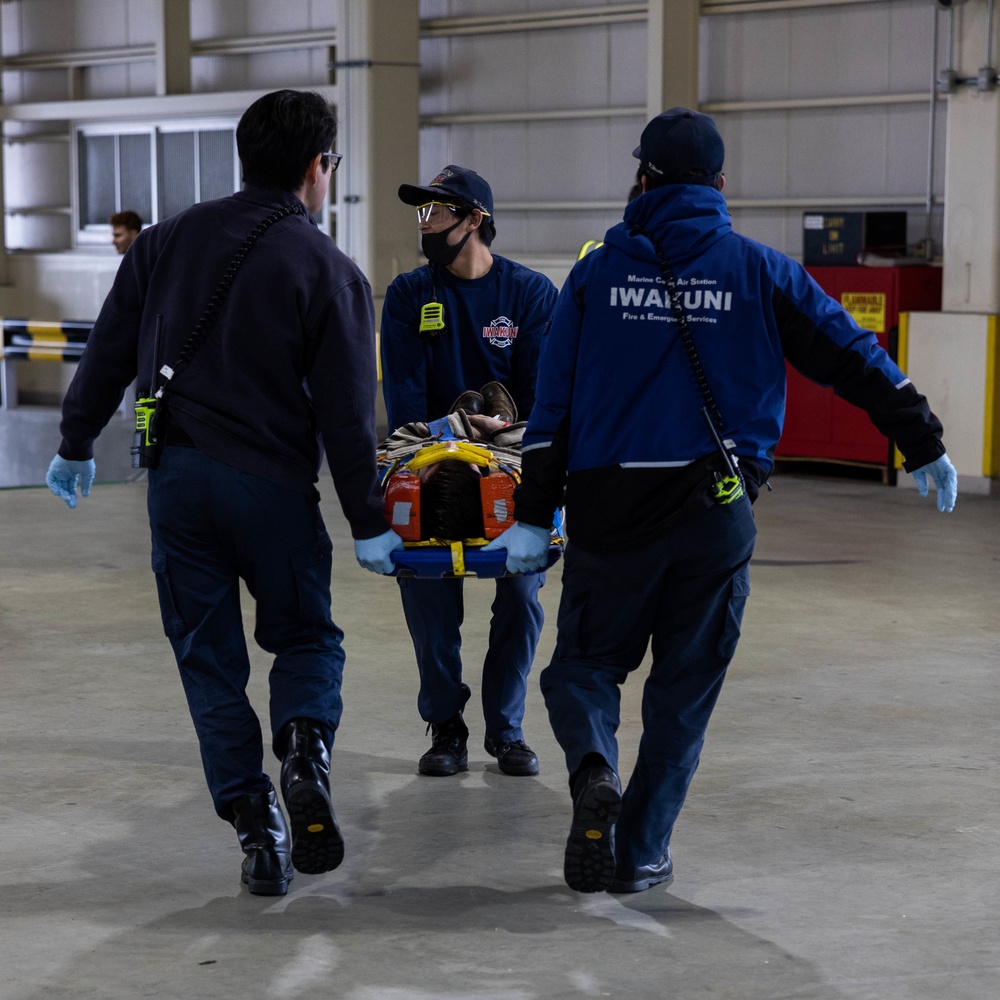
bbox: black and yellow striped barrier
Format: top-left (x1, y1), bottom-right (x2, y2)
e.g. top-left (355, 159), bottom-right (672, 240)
top-left (0, 319), bottom-right (93, 362)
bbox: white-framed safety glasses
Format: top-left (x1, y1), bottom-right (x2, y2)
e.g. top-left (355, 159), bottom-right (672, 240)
top-left (415, 202), bottom-right (462, 223)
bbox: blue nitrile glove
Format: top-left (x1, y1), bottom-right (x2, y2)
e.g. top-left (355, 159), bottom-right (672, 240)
top-left (46, 455), bottom-right (96, 510)
top-left (481, 521), bottom-right (551, 574)
top-left (911, 453), bottom-right (957, 513)
top-left (355, 528), bottom-right (405, 575)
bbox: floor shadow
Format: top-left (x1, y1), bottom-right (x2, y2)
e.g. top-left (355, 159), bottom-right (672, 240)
top-left (3, 748), bottom-right (846, 1000)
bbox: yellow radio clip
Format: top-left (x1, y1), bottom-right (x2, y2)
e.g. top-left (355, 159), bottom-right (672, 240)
top-left (419, 301), bottom-right (445, 335)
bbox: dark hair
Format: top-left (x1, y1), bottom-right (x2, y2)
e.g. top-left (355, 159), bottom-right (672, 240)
top-left (421, 461), bottom-right (484, 540)
top-left (451, 203), bottom-right (496, 247)
top-left (236, 90), bottom-right (337, 192)
top-left (635, 162), bottom-right (723, 195)
top-left (110, 210), bottom-right (143, 231)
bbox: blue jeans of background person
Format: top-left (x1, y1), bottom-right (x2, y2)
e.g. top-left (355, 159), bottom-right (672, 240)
top-left (147, 445), bottom-right (346, 819)
top-left (540, 497), bottom-right (756, 869)
top-left (397, 573), bottom-right (545, 743)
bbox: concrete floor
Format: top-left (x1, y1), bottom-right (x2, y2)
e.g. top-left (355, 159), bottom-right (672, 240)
top-left (1, 469), bottom-right (997, 1000)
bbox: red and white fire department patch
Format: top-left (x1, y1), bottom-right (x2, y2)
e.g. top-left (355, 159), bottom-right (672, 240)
top-left (482, 315), bottom-right (518, 348)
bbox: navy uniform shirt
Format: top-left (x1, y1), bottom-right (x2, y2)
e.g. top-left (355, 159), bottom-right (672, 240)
top-left (380, 255), bottom-right (557, 430)
top-left (58, 185), bottom-right (387, 540)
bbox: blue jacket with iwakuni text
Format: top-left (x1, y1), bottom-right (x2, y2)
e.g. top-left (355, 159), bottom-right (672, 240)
top-left (514, 183), bottom-right (945, 540)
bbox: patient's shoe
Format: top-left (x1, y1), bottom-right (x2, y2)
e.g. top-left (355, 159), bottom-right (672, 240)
top-left (449, 390), bottom-right (484, 415)
top-left (480, 382), bottom-right (517, 423)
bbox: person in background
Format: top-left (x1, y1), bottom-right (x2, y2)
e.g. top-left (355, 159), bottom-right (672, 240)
top-left (46, 89), bottom-right (402, 897)
top-left (380, 165), bottom-right (558, 779)
top-left (110, 210), bottom-right (143, 254)
top-left (487, 107), bottom-right (958, 895)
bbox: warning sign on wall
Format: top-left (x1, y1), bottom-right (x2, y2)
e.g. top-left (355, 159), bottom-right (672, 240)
top-left (840, 292), bottom-right (887, 333)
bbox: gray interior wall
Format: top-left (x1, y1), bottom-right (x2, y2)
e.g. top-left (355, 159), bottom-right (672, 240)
top-left (418, 8), bottom-right (647, 261)
top-left (0, 0), bottom-right (957, 413)
top-left (705, 1), bottom-right (946, 258)
top-left (416, 0), bottom-right (946, 267)
top-left (1, 0), bottom-right (948, 273)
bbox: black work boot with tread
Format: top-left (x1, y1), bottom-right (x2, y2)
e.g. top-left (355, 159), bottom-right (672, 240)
top-left (484, 735), bottom-right (539, 776)
top-left (564, 764), bottom-right (621, 893)
top-left (418, 713), bottom-right (469, 776)
top-left (279, 718), bottom-right (345, 875)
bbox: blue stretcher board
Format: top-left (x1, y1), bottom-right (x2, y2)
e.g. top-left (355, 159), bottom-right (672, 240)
top-left (390, 543), bottom-right (562, 579)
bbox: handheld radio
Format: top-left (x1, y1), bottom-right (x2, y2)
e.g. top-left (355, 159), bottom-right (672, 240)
top-left (131, 314), bottom-right (164, 469)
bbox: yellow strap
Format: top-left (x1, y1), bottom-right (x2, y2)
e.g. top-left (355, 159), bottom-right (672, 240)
top-left (449, 541), bottom-right (466, 575)
top-left (404, 440), bottom-right (494, 471)
top-left (403, 537), bottom-right (488, 549)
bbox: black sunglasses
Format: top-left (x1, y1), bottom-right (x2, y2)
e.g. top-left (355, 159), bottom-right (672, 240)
top-left (320, 152), bottom-right (343, 172)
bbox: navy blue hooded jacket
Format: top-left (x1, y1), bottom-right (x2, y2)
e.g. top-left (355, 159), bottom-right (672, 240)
top-left (515, 184), bottom-right (945, 549)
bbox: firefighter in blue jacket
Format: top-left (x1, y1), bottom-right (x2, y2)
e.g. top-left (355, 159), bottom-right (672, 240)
top-left (486, 109), bottom-right (958, 894)
top-left (381, 165), bottom-right (558, 778)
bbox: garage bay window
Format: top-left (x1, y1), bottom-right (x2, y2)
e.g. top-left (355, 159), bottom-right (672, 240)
top-left (76, 121), bottom-right (238, 246)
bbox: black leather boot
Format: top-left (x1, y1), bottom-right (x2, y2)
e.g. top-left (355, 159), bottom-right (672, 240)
top-left (564, 763), bottom-right (621, 893)
top-left (278, 718), bottom-right (345, 875)
top-left (231, 787), bottom-right (293, 896)
top-left (418, 712), bottom-right (469, 776)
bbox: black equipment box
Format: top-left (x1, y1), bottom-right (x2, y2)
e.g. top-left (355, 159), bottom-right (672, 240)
top-left (802, 211), bottom-right (907, 265)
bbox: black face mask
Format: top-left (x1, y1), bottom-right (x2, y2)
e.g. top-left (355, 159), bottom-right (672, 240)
top-left (421, 218), bottom-right (472, 266)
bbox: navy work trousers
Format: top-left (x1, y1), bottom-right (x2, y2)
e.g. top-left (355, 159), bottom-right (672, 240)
top-left (397, 573), bottom-right (544, 743)
top-left (147, 445), bottom-right (346, 818)
top-left (540, 496), bottom-right (756, 869)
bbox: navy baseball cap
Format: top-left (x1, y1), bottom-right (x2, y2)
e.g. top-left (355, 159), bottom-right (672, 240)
top-left (632, 108), bottom-right (725, 184)
top-left (398, 165), bottom-right (494, 217)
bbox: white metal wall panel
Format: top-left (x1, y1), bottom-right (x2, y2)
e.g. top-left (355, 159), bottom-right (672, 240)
top-left (416, 10), bottom-right (648, 258)
top-left (608, 20), bottom-right (647, 104)
top-left (788, 107), bottom-right (893, 197)
top-left (191, 54), bottom-right (252, 94)
top-left (884, 103), bottom-right (943, 199)
top-left (84, 63), bottom-right (157, 101)
top-left (425, 0), bottom-right (621, 13)
top-left (727, 207), bottom-right (795, 258)
top-left (435, 36), bottom-right (530, 113)
top-left (703, 14), bottom-right (793, 102)
top-left (10, 0), bottom-right (79, 56)
top-left (73, 0), bottom-right (150, 51)
top-left (788, 8), bottom-right (894, 98)
top-left (0, 0), bottom-right (951, 265)
top-left (721, 112), bottom-right (791, 199)
top-left (190, 2), bottom-right (250, 39)
top-left (3, 137), bottom-right (71, 251)
top-left (885, 2), bottom-right (940, 91)
top-left (4, 68), bottom-right (66, 104)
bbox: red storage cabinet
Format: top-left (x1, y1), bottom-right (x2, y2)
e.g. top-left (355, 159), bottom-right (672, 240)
top-left (776, 265), bottom-right (942, 467)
